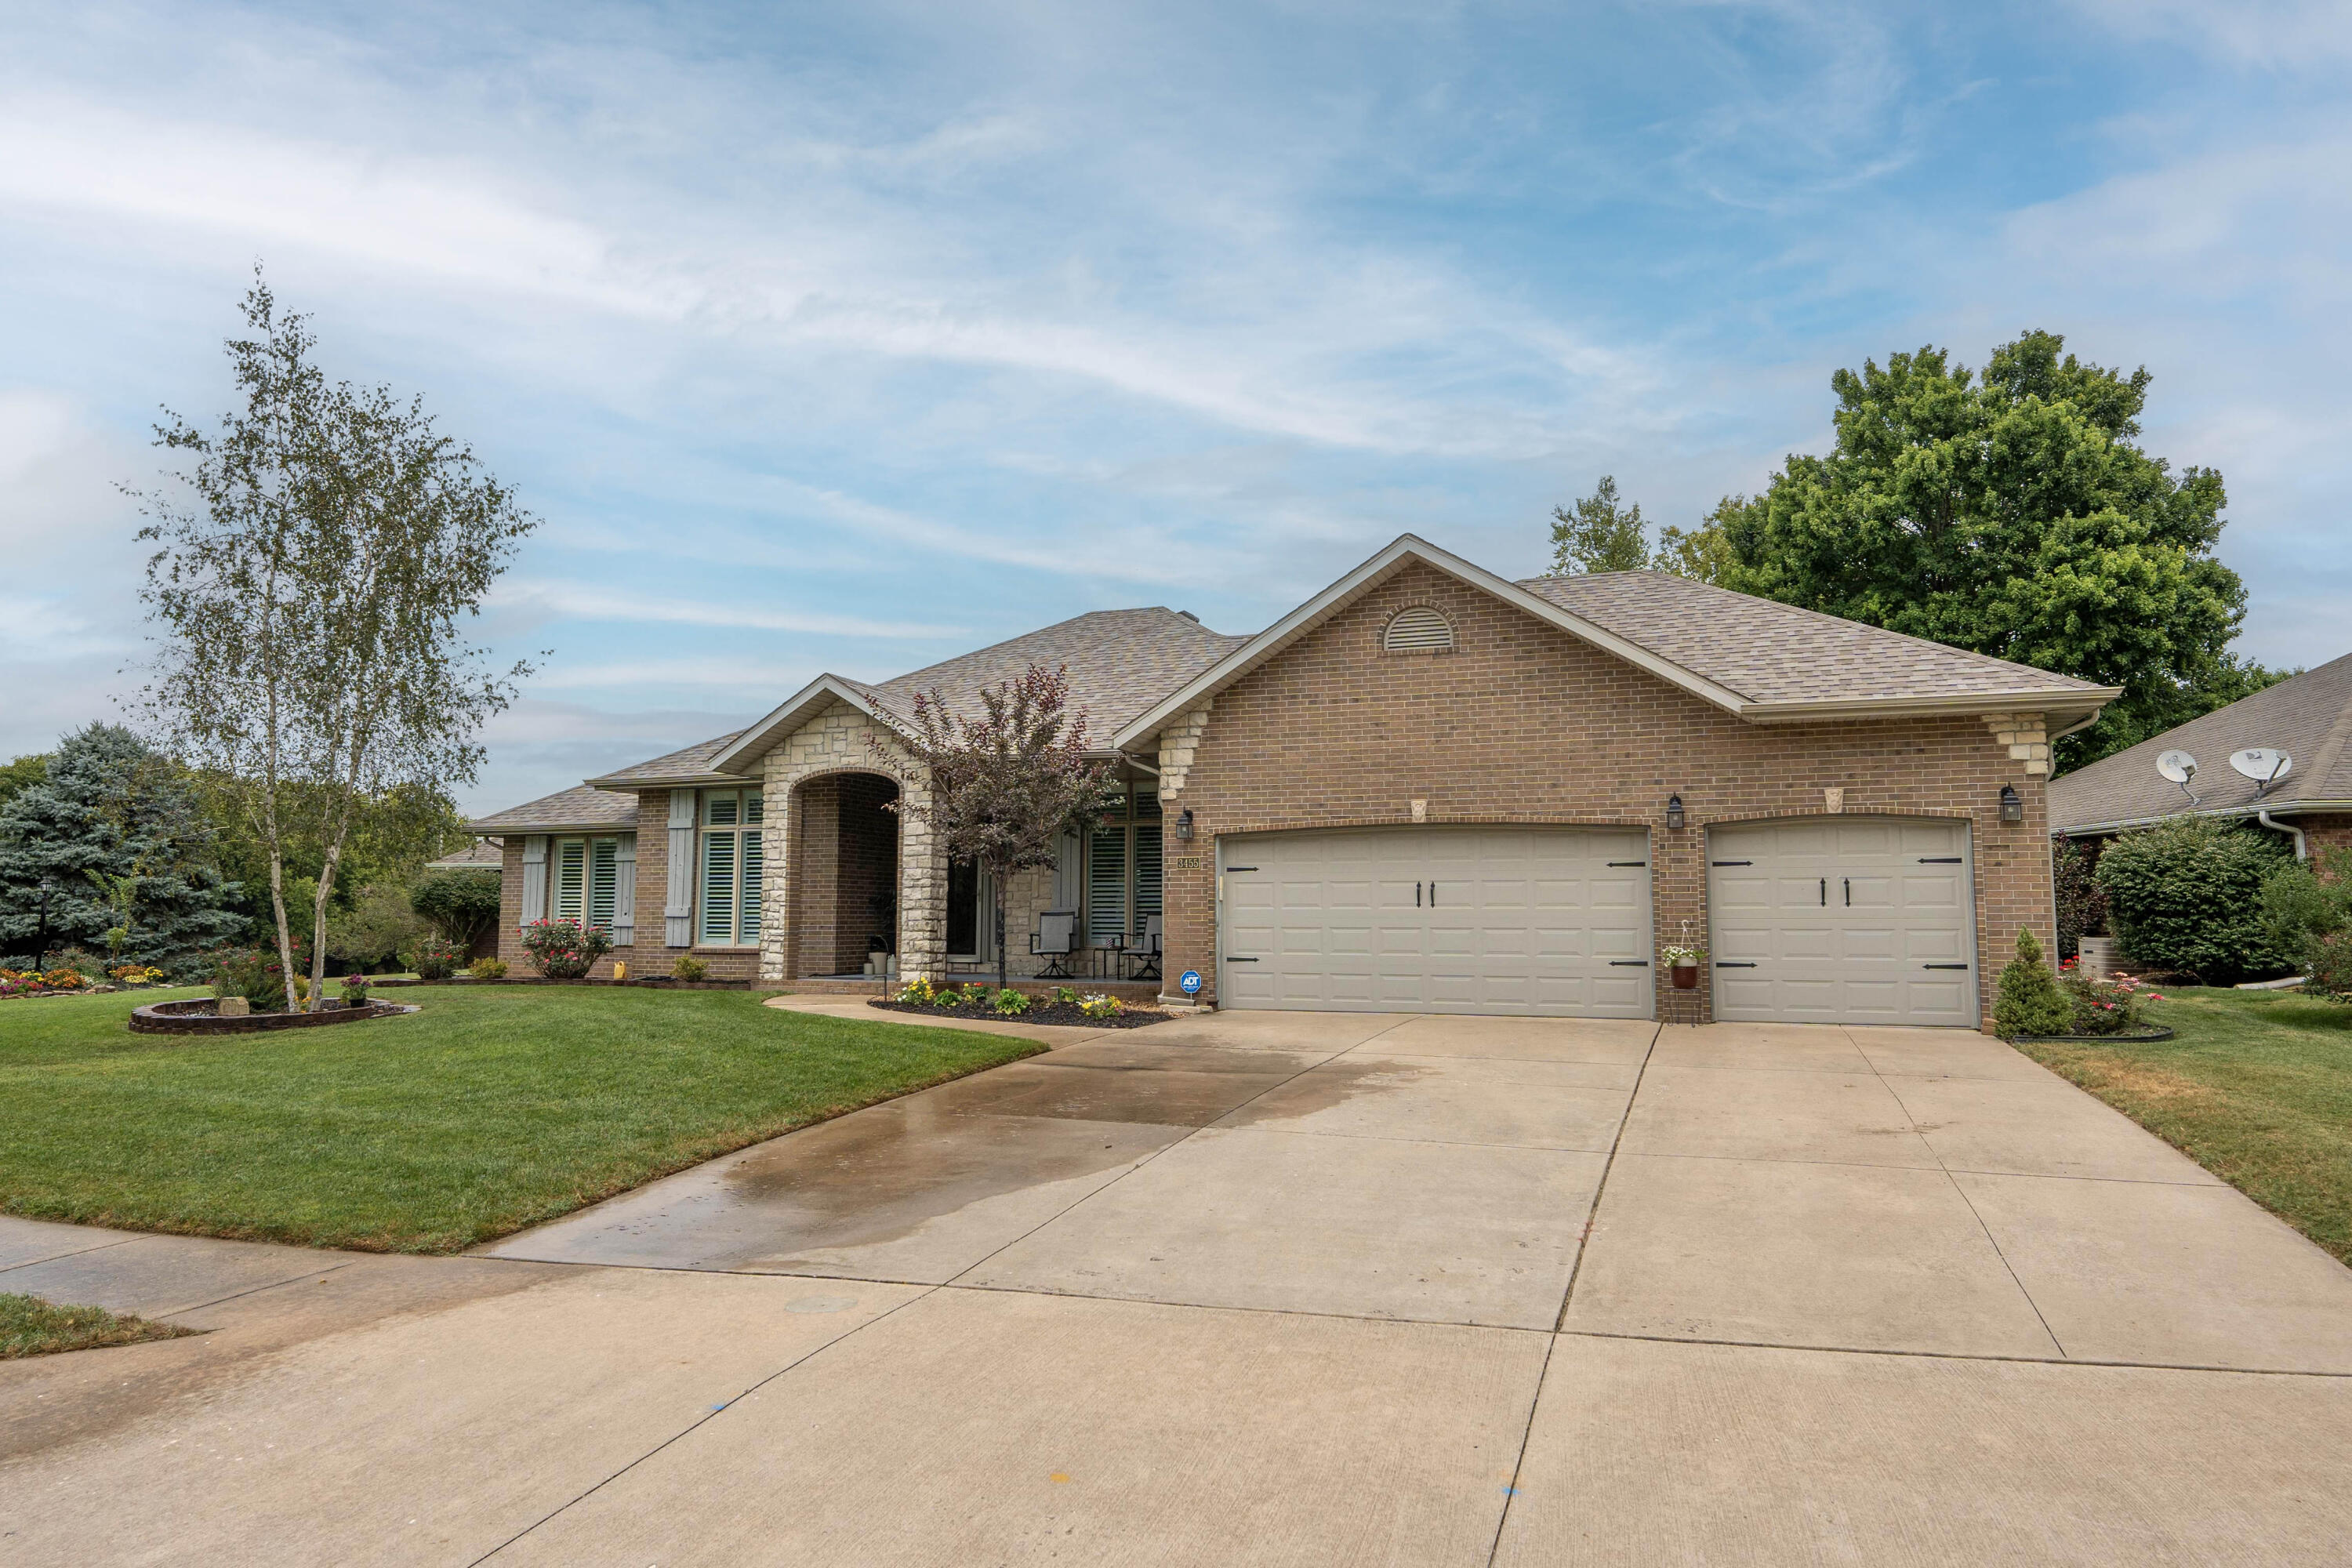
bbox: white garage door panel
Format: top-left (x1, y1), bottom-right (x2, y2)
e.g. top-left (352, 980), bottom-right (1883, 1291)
top-left (1708, 817), bottom-right (1976, 1027)
top-left (1221, 826), bottom-right (1653, 1018)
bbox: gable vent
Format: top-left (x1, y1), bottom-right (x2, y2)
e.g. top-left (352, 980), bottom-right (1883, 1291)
top-left (1382, 606), bottom-right (1454, 653)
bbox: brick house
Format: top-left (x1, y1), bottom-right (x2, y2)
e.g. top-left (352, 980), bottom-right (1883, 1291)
top-left (2050, 650), bottom-right (2352, 865)
top-left (470, 535), bottom-right (2115, 1029)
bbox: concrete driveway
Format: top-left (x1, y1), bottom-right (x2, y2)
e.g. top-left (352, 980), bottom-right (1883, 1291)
top-left (5, 1011), bottom-right (2351, 1565)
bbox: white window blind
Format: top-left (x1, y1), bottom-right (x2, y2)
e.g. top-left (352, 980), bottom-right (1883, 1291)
top-left (554, 839), bottom-right (586, 922)
top-left (697, 787), bottom-right (764, 946)
top-left (1087, 826), bottom-right (1127, 945)
top-left (589, 839), bottom-right (619, 932)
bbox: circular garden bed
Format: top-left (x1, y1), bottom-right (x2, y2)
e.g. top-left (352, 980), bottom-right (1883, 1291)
top-left (129, 997), bottom-right (420, 1036)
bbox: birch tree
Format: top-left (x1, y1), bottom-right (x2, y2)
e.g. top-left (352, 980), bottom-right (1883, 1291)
top-left (132, 271), bottom-right (535, 1009)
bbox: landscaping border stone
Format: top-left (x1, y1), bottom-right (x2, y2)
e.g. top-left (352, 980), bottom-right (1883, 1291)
top-left (2002, 1026), bottom-right (2177, 1045)
top-left (129, 997), bottom-right (422, 1036)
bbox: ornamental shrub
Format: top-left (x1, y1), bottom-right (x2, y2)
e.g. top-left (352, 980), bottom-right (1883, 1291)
top-left (993, 987), bottom-right (1030, 1015)
top-left (467, 956), bottom-right (508, 980)
top-left (408, 935), bottom-right (466, 980)
top-left (2306, 931), bottom-right (2352, 1002)
top-left (2260, 848), bottom-right (2352, 975)
top-left (2094, 818), bottom-right (2291, 983)
top-left (2058, 971), bottom-right (2150, 1036)
top-left (671, 954), bottom-right (710, 982)
top-left (210, 944), bottom-right (296, 1011)
top-left (1994, 928), bottom-right (2073, 1038)
top-left (519, 918), bottom-right (612, 979)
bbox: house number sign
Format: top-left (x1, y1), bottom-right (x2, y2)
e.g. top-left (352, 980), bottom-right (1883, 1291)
top-left (1171, 855), bottom-right (1204, 870)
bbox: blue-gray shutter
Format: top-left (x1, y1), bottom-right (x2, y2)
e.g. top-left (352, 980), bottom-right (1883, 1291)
top-left (613, 835), bottom-right (637, 943)
top-left (666, 791), bottom-right (695, 947)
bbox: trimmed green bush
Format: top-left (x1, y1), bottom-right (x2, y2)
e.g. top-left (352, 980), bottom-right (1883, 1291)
top-left (1994, 927), bottom-right (2073, 1037)
top-left (2094, 818), bottom-right (2290, 983)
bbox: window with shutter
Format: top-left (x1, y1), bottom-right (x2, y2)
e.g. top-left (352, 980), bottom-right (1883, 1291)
top-left (589, 839), bottom-right (618, 932)
top-left (1382, 606), bottom-right (1454, 652)
top-left (739, 826), bottom-right (763, 940)
top-left (1087, 826), bottom-right (1127, 946)
top-left (700, 831), bottom-right (736, 944)
top-left (1132, 823), bottom-right (1162, 938)
top-left (555, 840), bottom-right (586, 922)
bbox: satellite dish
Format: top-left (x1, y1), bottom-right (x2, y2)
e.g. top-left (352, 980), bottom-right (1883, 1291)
top-left (2229, 748), bottom-right (2292, 786)
top-left (2156, 750), bottom-right (2198, 783)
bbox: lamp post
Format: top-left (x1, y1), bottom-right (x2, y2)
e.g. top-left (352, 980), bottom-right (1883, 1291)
top-left (31, 877), bottom-right (54, 973)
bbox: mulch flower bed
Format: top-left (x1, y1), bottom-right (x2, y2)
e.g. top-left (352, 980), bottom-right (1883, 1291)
top-left (869, 999), bottom-right (1172, 1029)
top-left (2003, 1027), bottom-right (2177, 1044)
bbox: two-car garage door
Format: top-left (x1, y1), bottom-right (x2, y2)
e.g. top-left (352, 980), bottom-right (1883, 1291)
top-left (1218, 826), bottom-right (1653, 1018)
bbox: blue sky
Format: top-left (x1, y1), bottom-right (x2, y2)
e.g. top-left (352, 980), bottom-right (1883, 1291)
top-left (5, 1), bottom-right (2348, 815)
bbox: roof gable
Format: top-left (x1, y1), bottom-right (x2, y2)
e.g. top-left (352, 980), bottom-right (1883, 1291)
top-left (1112, 536), bottom-right (2114, 750)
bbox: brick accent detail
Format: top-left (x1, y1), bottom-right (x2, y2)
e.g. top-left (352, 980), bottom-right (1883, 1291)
top-left (1157, 559), bottom-right (2054, 1031)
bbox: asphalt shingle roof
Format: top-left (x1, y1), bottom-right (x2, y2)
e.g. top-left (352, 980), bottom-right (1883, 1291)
top-left (1516, 571), bottom-right (2113, 708)
top-left (423, 840), bottom-right (505, 869)
top-left (2050, 650), bottom-right (2352, 833)
top-left (467, 784), bottom-right (640, 834)
top-left (587, 731), bottom-right (749, 786)
top-left (855, 608), bottom-right (1248, 742)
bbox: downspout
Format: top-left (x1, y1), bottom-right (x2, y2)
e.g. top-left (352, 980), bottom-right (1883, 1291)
top-left (2257, 809), bottom-right (2308, 861)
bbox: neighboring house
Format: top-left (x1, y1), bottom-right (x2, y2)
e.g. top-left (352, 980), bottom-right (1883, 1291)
top-left (470, 535), bottom-right (2115, 1029)
top-left (2049, 651), bottom-right (2352, 863)
top-left (423, 839), bottom-right (505, 872)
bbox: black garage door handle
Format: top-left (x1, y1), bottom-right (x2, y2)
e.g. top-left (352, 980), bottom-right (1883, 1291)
top-left (1607, 860), bottom-right (1648, 867)
top-left (1715, 960), bottom-right (1758, 968)
top-left (1225, 956), bottom-right (1258, 963)
top-left (1918, 857), bottom-right (1962, 864)
top-left (1711, 859), bottom-right (1751, 866)
top-left (1609, 960), bottom-right (1649, 967)
top-left (1923, 963), bottom-right (1969, 970)
top-left (1225, 866), bottom-right (1258, 873)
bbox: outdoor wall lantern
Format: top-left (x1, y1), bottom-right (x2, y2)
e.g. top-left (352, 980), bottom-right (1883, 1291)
top-left (1998, 784), bottom-right (2024, 824)
top-left (1176, 808), bottom-right (1195, 841)
top-left (1664, 794), bottom-right (1686, 831)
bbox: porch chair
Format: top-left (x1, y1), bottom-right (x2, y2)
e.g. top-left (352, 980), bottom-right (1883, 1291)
top-left (1029, 909), bottom-right (1079, 978)
top-left (1131, 914), bottom-right (1163, 981)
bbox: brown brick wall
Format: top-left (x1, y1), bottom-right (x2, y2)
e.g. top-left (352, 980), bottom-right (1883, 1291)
top-left (786, 774), bottom-right (902, 975)
top-left (2305, 813), bottom-right (2352, 863)
top-left (1158, 560), bottom-right (2054, 1030)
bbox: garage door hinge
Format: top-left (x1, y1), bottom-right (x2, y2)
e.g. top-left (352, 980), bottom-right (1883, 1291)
top-left (1923, 963), bottom-right (1969, 970)
top-left (1609, 959), bottom-right (1650, 966)
top-left (1711, 859), bottom-right (1751, 866)
top-left (1225, 956), bottom-right (1259, 962)
top-left (1917, 857), bottom-right (1962, 864)
top-left (1715, 960), bottom-right (1758, 967)
top-left (1607, 860), bottom-right (1647, 867)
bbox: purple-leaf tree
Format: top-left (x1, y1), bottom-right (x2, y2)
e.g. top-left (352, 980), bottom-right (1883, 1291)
top-left (873, 664), bottom-right (1117, 989)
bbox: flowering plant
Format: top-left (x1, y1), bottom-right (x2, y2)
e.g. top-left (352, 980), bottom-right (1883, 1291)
top-left (0, 968), bottom-right (93, 998)
top-left (1660, 945), bottom-right (1704, 967)
top-left (339, 974), bottom-right (372, 1006)
top-left (896, 976), bottom-right (936, 1005)
top-left (408, 936), bottom-right (466, 981)
top-left (108, 965), bottom-right (168, 987)
top-left (2059, 971), bottom-right (2155, 1036)
top-left (1077, 992), bottom-right (1123, 1020)
top-left (519, 919), bottom-right (612, 980)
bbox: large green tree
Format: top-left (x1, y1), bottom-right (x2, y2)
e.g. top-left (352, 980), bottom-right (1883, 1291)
top-left (1693, 331), bottom-right (2281, 767)
top-left (0, 724), bottom-right (243, 974)
top-left (1548, 476), bottom-right (1651, 573)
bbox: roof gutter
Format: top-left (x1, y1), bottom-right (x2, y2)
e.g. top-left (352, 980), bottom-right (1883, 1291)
top-left (2258, 808), bottom-right (2309, 860)
top-left (2052, 799), bottom-right (2352, 837)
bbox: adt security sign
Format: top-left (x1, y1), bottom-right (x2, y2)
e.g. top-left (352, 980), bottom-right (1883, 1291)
top-left (1179, 970), bottom-right (1202, 996)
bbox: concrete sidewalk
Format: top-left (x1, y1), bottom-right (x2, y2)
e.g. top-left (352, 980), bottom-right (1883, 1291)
top-left (5, 1012), bottom-right (2350, 1565)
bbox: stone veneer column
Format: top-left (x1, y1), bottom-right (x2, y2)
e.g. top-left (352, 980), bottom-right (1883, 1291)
top-left (753, 699), bottom-right (942, 985)
top-left (1982, 713), bottom-right (2051, 775)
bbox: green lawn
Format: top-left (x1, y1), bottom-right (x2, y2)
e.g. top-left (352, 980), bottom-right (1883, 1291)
top-left (2012, 987), bottom-right (2352, 1265)
top-left (1, 1293), bottom-right (193, 1358)
top-left (0, 985), bottom-right (1043, 1254)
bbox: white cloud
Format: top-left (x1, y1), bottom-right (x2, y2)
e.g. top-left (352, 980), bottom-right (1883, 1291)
top-left (489, 580), bottom-right (963, 640)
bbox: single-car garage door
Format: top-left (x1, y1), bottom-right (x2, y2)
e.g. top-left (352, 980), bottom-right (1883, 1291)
top-left (1708, 817), bottom-right (1976, 1026)
top-left (1218, 826), bottom-right (1653, 1017)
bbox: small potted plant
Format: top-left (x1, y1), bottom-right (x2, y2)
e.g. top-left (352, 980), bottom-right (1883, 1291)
top-left (1661, 944), bottom-right (1703, 990)
top-left (339, 974), bottom-right (372, 1009)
